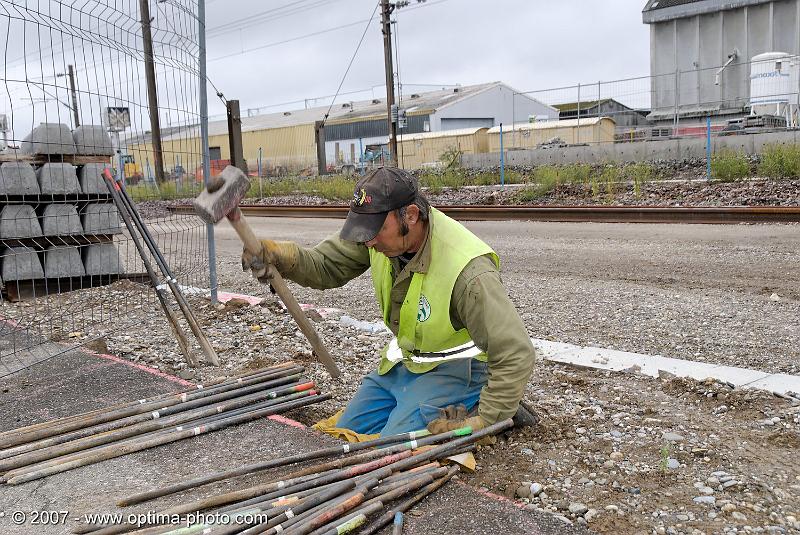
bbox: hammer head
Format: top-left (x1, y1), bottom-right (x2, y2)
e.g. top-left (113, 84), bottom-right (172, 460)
top-left (193, 165), bottom-right (251, 224)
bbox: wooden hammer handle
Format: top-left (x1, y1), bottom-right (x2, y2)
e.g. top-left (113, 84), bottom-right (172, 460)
top-left (227, 208), bottom-right (342, 378)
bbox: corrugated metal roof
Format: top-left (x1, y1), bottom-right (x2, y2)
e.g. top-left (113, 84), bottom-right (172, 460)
top-left (486, 117), bottom-right (612, 134)
top-left (397, 127), bottom-right (488, 142)
top-left (151, 82), bottom-right (555, 143)
top-left (642, 0), bottom-right (772, 22)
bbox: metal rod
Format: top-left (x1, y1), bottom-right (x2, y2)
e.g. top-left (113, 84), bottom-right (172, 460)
top-left (102, 167), bottom-right (196, 367)
top-left (0, 365), bottom-right (302, 449)
top-left (5, 393), bottom-right (329, 485)
top-left (108, 170), bottom-right (219, 365)
top-left (358, 466), bottom-right (460, 535)
top-left (119, 428), bottom-right (432, 506)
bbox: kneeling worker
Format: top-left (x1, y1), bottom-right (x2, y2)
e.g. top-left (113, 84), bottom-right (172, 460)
top-left (242, 167), bottom-right (536, 440)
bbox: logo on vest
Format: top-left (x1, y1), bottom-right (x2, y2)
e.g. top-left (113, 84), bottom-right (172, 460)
top-left (417, 294), bottom-right (431, 322)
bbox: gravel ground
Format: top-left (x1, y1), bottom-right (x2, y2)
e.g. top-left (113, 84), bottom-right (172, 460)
top-left (2, 217), bottom-right (799, 534)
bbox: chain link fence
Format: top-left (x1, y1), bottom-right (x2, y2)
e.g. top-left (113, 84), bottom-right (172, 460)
top-left (0, 0), bottom-right (213, 377)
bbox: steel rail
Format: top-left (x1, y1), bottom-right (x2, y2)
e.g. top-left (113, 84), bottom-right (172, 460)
top-left (170, 203), bottom-right (800, 224)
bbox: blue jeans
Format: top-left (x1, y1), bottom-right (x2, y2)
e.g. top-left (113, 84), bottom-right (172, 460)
top-left (336, 359), bottom-right (489, 436)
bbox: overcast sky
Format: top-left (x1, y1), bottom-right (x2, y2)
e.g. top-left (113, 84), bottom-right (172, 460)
top-left (1, 0), bottom-right (651, 139)
top-left (201, 0), bottom-right (652, 119)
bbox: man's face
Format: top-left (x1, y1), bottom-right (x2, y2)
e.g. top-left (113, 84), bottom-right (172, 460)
top-left (364, 210), bottom-right (407, 257)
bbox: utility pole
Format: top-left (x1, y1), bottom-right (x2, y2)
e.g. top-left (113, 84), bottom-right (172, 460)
top-left (139, 0), bottom-right (165, 184)
top-left (67, 65), bottom-right (80, 127)
top-left (381, 0), bottom-right (398, 168)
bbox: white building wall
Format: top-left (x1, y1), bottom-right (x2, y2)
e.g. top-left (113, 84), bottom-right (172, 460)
top-left (429, 85), bottom-right (558, 132)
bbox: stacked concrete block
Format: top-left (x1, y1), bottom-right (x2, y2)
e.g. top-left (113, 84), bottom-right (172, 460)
top-left (82, 203), bottom-right (121, 234)
top-left (1, 247), bottom-right (45, 281)
top-left (44, 246), bottom-right (85, 278)
top-left (0, 205), bottom-right (42, 238)
top-left (37, 163), bottom-right (81, 194)
top-left (80, 163), bottom-right (109, 194)
top-left (41, 204), bottom-right (83, 236)
top-left (21, 123), bottom-right (76, 155)
top-left (83, 243), bottom-right (122, 275)
top-left (0, 162), bottom-right (40, 195)
top-left (72, 125), bottom-right (114, 156)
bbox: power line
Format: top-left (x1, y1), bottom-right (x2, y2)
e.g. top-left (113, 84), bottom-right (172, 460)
top-left (319, 2), bottom-right (381, 129)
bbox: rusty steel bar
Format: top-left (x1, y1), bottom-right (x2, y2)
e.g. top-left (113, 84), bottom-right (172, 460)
top-left (170, 203), bottom-right (800, 224)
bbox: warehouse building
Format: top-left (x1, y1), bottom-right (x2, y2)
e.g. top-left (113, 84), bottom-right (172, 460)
top-left (553, 99), bottom-right (651, 127)
top-left (643, 0), bottom-right (800, 124)
top-left (127, 82), bottom-right (557, 177)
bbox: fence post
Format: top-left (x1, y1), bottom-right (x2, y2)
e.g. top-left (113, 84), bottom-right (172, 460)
top-left (673, 69), bottom-right (680, 130)
top-left (258, 147), bottom-right (263, 198)
top-left (706, 115), bottom-right (712, 181)
top-left (499, 122), bottom-right (505, 186)
top-left (198, 0), bottom-right (218, 304)
top-left (227, 99), bottom-right (246, 174)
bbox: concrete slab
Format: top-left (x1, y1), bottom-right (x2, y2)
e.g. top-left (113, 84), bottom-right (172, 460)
top-left (0, 204), bottom-right (42, 238)
top-left (530, 338), bottom-right (800, 397)
top-left (0, 349), bottom-right (585, 535)
top-left (82, 203), bottom-right (121, 234)
top-left (41, 204), bottom-right (83, 235)
top-left (1, 246), bottom-right (44, 281)
top-left (79, 163), bottom-right (110, 194)
top-left (72, 125), bottom-right (114, 156)
top-left (21, 123), bottom-right (76, 155)
top-left (0, 162), bottom-right (39, 195)
top-left (37, 162), bottom-right (81, 194)
top-left (44, 246), bottom-right (85, 278)
top-left (83, 243), bottom-right (122, 275)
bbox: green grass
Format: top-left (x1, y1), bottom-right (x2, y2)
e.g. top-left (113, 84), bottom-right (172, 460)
top-left (711, 149), bottom-right (751, 182)
top-left (600, 166), bottom-right (620, 202)
top-left (626, 163), bottom-right (653, 198)
top-left (757, 143), bottom-right (800, 178)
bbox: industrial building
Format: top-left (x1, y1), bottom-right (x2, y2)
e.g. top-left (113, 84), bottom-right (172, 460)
top-left (643, 0), bottom-right (800, 125)
top-left (126, 82), bottom-right (557, 178)
top-left (553, 99), bottom-right (651, 128)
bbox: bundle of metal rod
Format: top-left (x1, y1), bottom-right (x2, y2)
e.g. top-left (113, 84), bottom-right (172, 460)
top-left (1, 366), bottom-right (327, 486)
top-left (119, 428), bottom-right (435, 506)
top-left (91, 420), bottom-right (511, 535)
top-left (0, 363), bottom-right (299, 449)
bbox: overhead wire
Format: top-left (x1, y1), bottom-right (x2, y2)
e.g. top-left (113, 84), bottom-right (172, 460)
top-left (318, 1), bottom-right (381, 130)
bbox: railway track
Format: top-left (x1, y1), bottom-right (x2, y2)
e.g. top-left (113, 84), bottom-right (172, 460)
top-left (170, 204), bottom-right (800, 224)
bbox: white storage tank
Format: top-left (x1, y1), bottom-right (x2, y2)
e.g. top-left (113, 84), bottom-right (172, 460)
top-left (749, 52), bottom-right (799, 125)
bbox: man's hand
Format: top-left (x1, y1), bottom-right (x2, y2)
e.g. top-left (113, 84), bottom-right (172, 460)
top-left (426, 404), bottom-right (495, 445)
top-left (241, 239), bottom-right (298, 281)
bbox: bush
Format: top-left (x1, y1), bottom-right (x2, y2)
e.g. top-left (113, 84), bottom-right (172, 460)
top-left (560, 164), bottom-right (591, 185)
top-left (757, 143), bottom-right (800, 178)
top-left (711, 149), bottom-right (751, 182)
top-left (627, 163), bottom-right (653, 198)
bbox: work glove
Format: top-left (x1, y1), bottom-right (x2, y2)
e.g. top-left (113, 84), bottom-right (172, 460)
top-left (426, 404), bottom-right (496, 445)
top-left (241, 239), bottom-right (299, 282)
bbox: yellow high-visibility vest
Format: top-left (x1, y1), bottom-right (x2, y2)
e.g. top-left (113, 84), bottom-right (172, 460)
top-left (369, 207), bottom-right (499, 374)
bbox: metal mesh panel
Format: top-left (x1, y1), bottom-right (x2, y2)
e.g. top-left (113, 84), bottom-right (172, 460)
top-left (0, 0), bottom-right (210, 377)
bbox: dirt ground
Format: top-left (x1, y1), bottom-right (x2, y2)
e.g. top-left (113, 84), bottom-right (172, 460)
top-left (2, 217), bottom-right (799, 534)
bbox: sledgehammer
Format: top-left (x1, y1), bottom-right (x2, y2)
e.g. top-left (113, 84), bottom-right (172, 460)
top-left (193, 166), bottom-right (341, 378)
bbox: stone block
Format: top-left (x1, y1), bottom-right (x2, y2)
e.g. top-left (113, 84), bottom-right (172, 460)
top-left (1, 247), bottom-right (44, 281)
top-left (21, 123), bottom-right (76, 155)
top-left (72, 125), bottom-right (114, 156)
top-left (44, 246), bottom-right (85, 278)
top-left (0, 205), bottom-right (42, 238)
top-left (83, 243), bottom-right (122, 275)
top-left (0, 162), bottom-right (39, 195)
top-left (82, 203), bottom-right (121, 234)
top-left (37, 163), bottom-right (80, 194)
top-left (80, 163), bottom-right (110, 194)
top-left (41, 204), bottom-right (82, 236)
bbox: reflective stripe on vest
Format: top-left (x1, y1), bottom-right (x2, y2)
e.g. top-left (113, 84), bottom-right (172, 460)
top-left (385, 337), bottom-right (484, 363)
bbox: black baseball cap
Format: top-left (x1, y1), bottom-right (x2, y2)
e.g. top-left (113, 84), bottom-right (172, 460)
top-left (340, 167), bottom-right (417, 242)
